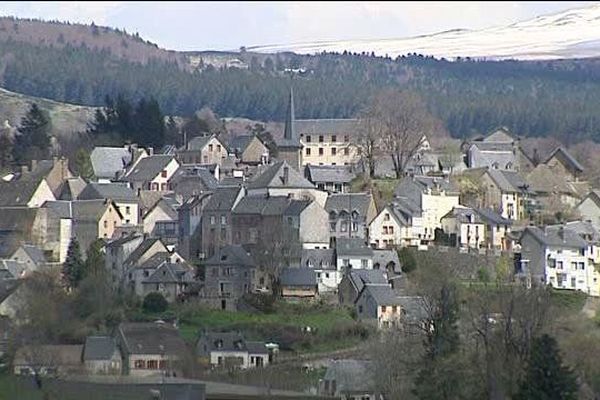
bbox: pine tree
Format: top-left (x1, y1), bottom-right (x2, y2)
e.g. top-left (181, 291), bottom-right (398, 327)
top-left (72, 148), bottom-right (94, 180)
top-left (515, 334), bottom-right (578, 400)
top-left (13, 103), bottom-right (51, 164)
top-left (0, 132), bottom-right (13, 168)
top-left (84, 239), bottom-right (105, 278)
top-left (62, 238), bottom-right (84, 290)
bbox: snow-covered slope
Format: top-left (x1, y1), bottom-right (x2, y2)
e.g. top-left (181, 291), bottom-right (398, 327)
top-left (249, 4), bottom-right (600, 60)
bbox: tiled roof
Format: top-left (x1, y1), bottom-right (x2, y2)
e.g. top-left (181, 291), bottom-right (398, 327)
top-left (78, 182), bottom-right (137, 201)
top-left (90, 147), bottom-right (132, 179)
top-left (232, 195), bottom-right (291, 216)
top-left (123, 155), bottom-right (174, 183)
top-left (204, 245), bottom-right (255, 267)
top-left (83, 336), bottom-right (118, 361)
top-left (336, 238), bottom-right (373, 257)
top-left (247, 161), bottom-right (314, 190)
top-left (306, 165), bottom-right (356, 184)
top-left (280, 267), bottom-right (316, 287)
top-left (204, 187), bottom-right (243, 212)
top-left (325, 193), bottom-right (372, 216)
top-left (118, 321), bottom-right (187, 356)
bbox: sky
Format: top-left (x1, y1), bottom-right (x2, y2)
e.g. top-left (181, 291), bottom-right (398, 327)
top-left (0, 1), bottom-right (595, 51)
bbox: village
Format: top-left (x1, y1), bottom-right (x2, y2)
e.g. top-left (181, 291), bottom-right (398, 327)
top-left (0, 86), bottom-right (598, 399)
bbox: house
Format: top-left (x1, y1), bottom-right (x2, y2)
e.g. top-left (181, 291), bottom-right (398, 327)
top-left (0, 278), bottom-right (21, 318)
top-left (393, 176), bottom-right (460, 244)
top-left (282, 198), bottom-right (330, 249)
top-left (326, 193), bottom-right (377, 241)
top-left (10, 244), bottom-right (47, 273)
top-left (301, 248), bottom-right (337, 292)
top-left (201, 186), bottom-right (245, 259)
top-left (440, 206), bottom-right (486, 249)
top-left (465, 127), bottom-right (533, 172)
top-left (59, 176), bottom-right (87, 200)
top-left (83, 336), bottom-right (122, 375)
top-left (296, 118), bottom-right (361, 167)
top-left (518, 225), bottom-right (599, 296)
top-left (90, 145), bottom-right (147, 182)
top-left (246, 160), bottom-right (327, 207)
top-left (355, 284), bottom-right (403, 329)
top-left (203, 245), bottom-right (256, 311)
top-left (228, 135), bottom-right (269, 166)
top-left (78, 182), bottom-right (140, 226)
top-left (0, 207), bottom-right (48, 258)
top-left (104, 234), bottom-right (145, 285)
top-left (178, 193), bottom-right (214, 261)
top-left (368, 204), bottom-right (413, 249)
top-left (319, 359), bottom-right (376, 399)
top-left (176, 134), bottom-right (228, 166)
top-left (336, 238), bottom-right (374, 273)
top-left (116, 321), bottom-right (187, 377)
top-left (544, 147), bottom-right (584, 182)
top-left (576, 190), bottom-right (600, 231)
top-left (473, 168), bottom-right (534, 221)
top-left (142, 198), bottom-right (179, 242)
top-left (196, 332), bottom-right (269, 369)
top-left (72, 199), bottom-right (123, 254)
top-left (0, 260), bottom-right (26, 280)
top-left (526, 164), bottom-right (584, 210)
top-left (276, 87), bottom-right (303, 171)
top-left (0, 165), bottom-right (55, 208)
top-left (305, 164), bottom-right (356, 193)
top-left (169, 166), bottom-right (218, 201)
top-left (372, 249), bottom-right (401, 275)
top-left (13, 345), bottom-right (84, 376)
top-left (139, 258), bottom-right (195, 302)
top-left (338, 269), bottom-right (388, 306)
top-left (279, 268), bottom-right (318, 298)
top-left (122, 155), bottom-right (180, 193)
top-left (473, 208), bottom-right (512, 251)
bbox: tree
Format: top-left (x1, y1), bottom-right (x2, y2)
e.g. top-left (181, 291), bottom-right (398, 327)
top-left (13, 103), bottom-right (51, 164)
top-left (367, 89), bottom-right (437, 178)
top-left (356, 104), bottom-right (383, 178)
top-left (71, 148), bottom-right (94, 180)
top-left (143, 292), bottom-right (168, 313)
top-left (84, 239), bottom-right (105, 278)
top-left (247, 123), bottom-right (278, 158)
top-left (62, 238), bottom-right (84, 291)
top-left (0, 131), bottom-right (13, 168)
top-left (165, 116), bottom-right (180, 147)
top-left (515, 334), bottom-right (577, 400)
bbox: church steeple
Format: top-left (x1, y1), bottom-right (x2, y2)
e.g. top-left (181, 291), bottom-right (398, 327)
top-left (283, 86), bottom-right (296, 142)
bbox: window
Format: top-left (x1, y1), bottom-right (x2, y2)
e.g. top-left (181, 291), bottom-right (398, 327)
top-left (217, 144), bottom-right (221, 152)
top-left (331, 135), bottom-right (337, 142)
top-left (319, 148), bottom-right (324, 156)
top-left (161, 183), bottom-right (167, 191)
top-left (571, 262), bottom-right (577, 271)
top-left (579, 262), bottom-right (585, 270)
top-left (571, 277), bottom-right (576, 288)
top-left (209, 144), bottom-right (213, 151)
top-left (161, 170), bottom-right (167, 178)
top-left (344, 135), bottom-right (349, 142)
top-left (361, 259), bottom-right (368, 268)
top-left (381, 306), bottom-right (387, 312)
top-left (392, 306), bottom-right (397, 313)
top-left (384, 213), bottom-right (390, 221)
top-left (306, 135), bottom-right (311, 143)
top-left (325, 273), bottom-right (330, 278)
top-left (147, 360), bottom-right (158, 369)
top-left (341, 221), bottom-right (348, 232)
top-left (103, 220), bottom-right (108, 228)
top-left (557, 261), bottom-right (563, 270)
top-left (306, 148), bottom-right (311, 156)
top-left (383, 226), bottom-right (389, 235)
top-left (319, 135), bottom-right (324, 142)
top-left (159, 360), bottom-right (167, 369)
top-left (331, 147), bottom-right (337, 155)
top-left (389, 226), bottom-right (394, 234)
top-left (344, 147), bottom-right (350, 156)
top-left (221, 215), bottom-right (227, 225)
top-left (358, 305), bottom-right (363, 313)
top-left (220, 229), bottom-right (226, 241)
top-left (126, 206), bottom-right (131, 215)
top-left (134, 360), bottom-right (146, 369)
top-left (352, 222), bottom-right (358, 232)
top-left (210, 216), bottom-right (216, 225)
top-left (330, 222), bottom-right (336, 232)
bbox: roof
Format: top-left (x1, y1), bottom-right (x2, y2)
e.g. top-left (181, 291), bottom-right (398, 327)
top-left (526, 164), bottom-right (577, 195)
top-left (228, 135), bottom-right (255, 154)
top-left (347, 269), bottom-right (388, 293)
top-left (545, 147), bottom-right (584, 173)
top-left (60, 177), bottom-right (87, 200)
top-left (306, 165), bottom-right (356, 184)
top-left (106, 233), bottom-right (143, 249)
top-left (170, 166), bottom-right (218, 193)
top-left (119, 321), bottom-right (187, 356)
top-left (44, 200), bottom-right (73, 219)
top-left (90, 147), bottom-right (132, 179)
top-left (14, 244), bottom-right (46, 265)
top-left (0, 177), bottom-right (45, 207)
top-left (295, 119), bottom-right (359, 136)
top-left (72, 199), bottom-right (117, 222)
top-left (184, 135), bottom-right (215, 151)
top-left (336, 238), bottom-right (373, 257)
top-left (198, 332), bottom-right (267, 355)
top-left (474, 208), bottom-right (512, 226)
top-left (283, 199), bottom-right (312, 216)
top-left (204, 245), bottom-right (255, 267)
top-left (483, 127), bottom-right (514, 143)
top-left (14, 344), bottom-right (84, 367)
top-left (323, 359), bottom-right (374, 394)
top-left (83, 336), bottom-right (118, 361)
top-left (204, 186), bottom-right (243, 212)
top-left (123, 155), bottom-right (174, 183)
top-left (441, 206), bottom-right (483, 224)
top-left (232, 195), bottom-right (291, 216)
top-left (393, 176), bottom-right (458, 205)
top-left (325, 193), bottom-right (372, 216)
top-left (372, 249), bottom-right (401, 271)
top-left (360, 284), bottom-right (403, 306)
top-left (78, 182), bottom-right (137, 201)
top-left (279, 268), bottom-right (317, 287)
top-left (279, 87), bottom-right (301, 148)
top-left (247, 161), bottom-right (314, 190)
top-left (124, 238), bottom-right (165, 266)
top-left (397, 296), bottom-right (429, 323)
top-left (0, 278), bottom-right (21, 304)
top-left (143, 262), bottom-right (194, 284)
top-left (550, 220), bottom-right (600, 244)
top-left (487, 169), bottom-right (531, 193)
top-left (301, 248), bottom-right (336, 270)
top-left (522, 226), bottom-right (588, 249)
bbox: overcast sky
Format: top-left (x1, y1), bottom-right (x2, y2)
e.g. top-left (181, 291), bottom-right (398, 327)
top-left (0, 1), bottom-right (595, 51)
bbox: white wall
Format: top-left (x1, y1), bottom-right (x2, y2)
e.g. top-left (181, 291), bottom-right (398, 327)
top-left (28, 180), bottom-right (56, 208)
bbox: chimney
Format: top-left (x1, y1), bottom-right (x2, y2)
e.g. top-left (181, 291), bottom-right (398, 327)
top-left (30, 159), bottom-right (37, 171)
top-left (283, 166), bottom-right (289, 185)
top-left (20, 165), bottom-right (28, 174)
top-left (558, 224), bottom-right (566, 243)
top-left (147, 147), bottom-right (154, 156)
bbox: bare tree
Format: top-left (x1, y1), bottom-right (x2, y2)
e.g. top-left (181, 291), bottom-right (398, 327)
top-left (356, 106), bottom-right (384, 179)
top-left (367, 89), bottom-right (437, 178)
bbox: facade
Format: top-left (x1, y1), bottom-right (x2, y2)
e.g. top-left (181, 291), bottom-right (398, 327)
top-left (338, 269), bottom-right (388, 306)
top-left (228, 135), bottom-right (270, 166)
top-left (336, 238), bottom-right (374, 284)
top-left (301, 248), bottom-right (338, 292)
top-left (326, 193), bottom-right (377, 242)
top-left (305, 164), bottom-right (356, 193)
top-left (279, 268), bottom-right (318, 298)
top-left (355, 284), bottom-right (403, 329)
top-left (577, 190), bottom-right (600, 231)
top-left (473, 208), bottom-right (512, 250)
top-left (478, 169), bottom-right (533, 221)
top-left (201, 186), bottom-right (244, 259)
top-left (177, 135), bottom-right (228, 166)
top-left (368, 204), bottom-right (413, 249)
top-left (122, 155), bottom-right (180, 193)
top-left (466, 127), bottom-right (533, 172)
top-left (105, 234), bottom-right (145, 285)
top-left (71, 199), bottom-right (123, 254)
top-left (544, 147), bottom-right (584, 182)
top-left (78, 182), bottom-right (140, 226)
top-left (13, 345), bottom-right (84, 376)
top-left (440, 206), bottom-right (486, 249)
top-left (83, 336), bottom-right (122, 375)
top-left (297, 119), bottom-right (361, 166)
top-left (196, 332), bottom-right (269, 369)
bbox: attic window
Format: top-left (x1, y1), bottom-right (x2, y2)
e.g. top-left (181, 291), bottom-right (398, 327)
top-left (221, 255), bottom-right (227, 261)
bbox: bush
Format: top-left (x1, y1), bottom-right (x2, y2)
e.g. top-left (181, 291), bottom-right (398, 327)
top-left (142, 292), bottom-right (168, 313)
top-left (398, 247), bottom-right (417, 273)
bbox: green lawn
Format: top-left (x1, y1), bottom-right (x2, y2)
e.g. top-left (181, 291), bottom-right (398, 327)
top-left (0, 374), bottom-right (42, 400)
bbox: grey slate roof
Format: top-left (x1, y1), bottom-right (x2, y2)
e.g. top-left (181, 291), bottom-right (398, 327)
top-left (198, 332), bottom-right (267, 355)
top-left (522, 226), bottom-right (588, 249)
top-left (545, 147), bottom-right (584, 172)
top-left (0, 178), bottom-right (45, 207)
top-left (228, 135), bottom-right (255, 154)
top-left (323, 359), bottom-right (375, 394)
top-left (204, 245), bottom-right (255, 267)
top-left (295, 119), bottom-right (360, 136)
top-left (118, 321), bottom-right (187, 356)
top-left (78, 182), bottom-right (137, 201)
top-left (106, 233), bottom-right (143, 249)
top-left (361, 284), bottom-right (403, 306)
top-left (487, 170), bottom-right (531, 193)
top-left (394, 176), bottom-right (458, 206)
top-left (124, 238), bottom-right (164, 266)
top-left (72, 199), bottom-right (118, 221)
top-left (83, 336), bottom-right (118, 361)
top-left (247, 161), bottom-right (314, 190)
top-left (185, 135), bottom-right (213, 151)
top-left (325, 193), bottom-right (372, 216)
top-left (60, 177), bottom-right (87, 200)
top-left (442, 207), bottom-right (483, 224)
top-left (336, 238), bottom-right (373, 257)
top-left (16, 244), bottom-right (46, 265)
top-left (280, 268), bottom-right (317, 287)
top-left (372, 249), bottom-right (401, 271)
top-left (283, 199), bottom-right (311, 216)
top-left (123, 155), bottom-right (174, 183)
top-left (90, 147), bottom-right (132, 180)
top-left (301, 248), bottom-right (336, 270)
top-left (43, 200), bottom-right (73, 218)
top-left (483, 127), bottom-right (514, 143)
top-left (550, 221), bottom-right (600, 244)
top-left (232, 195), bottom-right (291, 216)
top-left (347, 269), bottom-right (388, 293)
top-left (306, 165), bottom-right (356, 184)
top-left (397, 296), bottom-right (429, 323)
top-left (170, 166), bottom-right (218, 192)
top-left (204, 186), bottom-right (243, 212)
top-left (474, 208), bottom-right (513, 226)
top-left (144, 262), bottom-right (194, 284)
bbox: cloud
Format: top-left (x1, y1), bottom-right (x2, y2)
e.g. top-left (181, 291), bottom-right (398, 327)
top-left (0, 1), bottom-right (124, 25)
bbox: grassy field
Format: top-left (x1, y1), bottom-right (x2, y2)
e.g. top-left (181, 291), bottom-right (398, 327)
top-left (0, 374), bottom-right (42, 400)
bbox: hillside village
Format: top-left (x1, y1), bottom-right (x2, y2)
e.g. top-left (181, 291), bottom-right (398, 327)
top-left (1, 85), bottom-right (600, 399)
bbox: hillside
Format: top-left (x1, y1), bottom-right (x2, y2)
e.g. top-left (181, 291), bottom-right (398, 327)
top-left (0, 16), bottom-right (186, 67)
top-left (249, 3), bottom-right (600, 61)
top-left (0, 86), bottom-right (96, 138)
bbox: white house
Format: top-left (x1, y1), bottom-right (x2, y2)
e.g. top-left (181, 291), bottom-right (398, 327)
top-left (122, 155), bottom-right (180, 193)
top-left (369, 204), bottom-right (413, 249)
top-left (196, 332), bottom-right (269, 369)
top-left (440, 206), bottom-right (486, 249)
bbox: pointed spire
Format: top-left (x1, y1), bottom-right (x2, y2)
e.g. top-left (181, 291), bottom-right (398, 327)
top-left (284, 86), bottom-right (295, 142)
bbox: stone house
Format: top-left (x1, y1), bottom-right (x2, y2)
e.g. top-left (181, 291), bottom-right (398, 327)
top-left (326, 193), bottom-right (377, 242)
top-left (78, 182), bottom-right (140, 226)
top-left (338, 269), bottom-right (388, 306)
top-left (576, 190), bottom-right (600, 231)
top-left (279, 268), bottom-right (318, 298)
top-left (104, 234), bottom-right (145, 285)
top-left (227, 135), bottom-right (270, 166)
top-left (122, 155), bottom-right (180, 193)
top-left (196, 332), bottom-right (269, 369)
top-left (139, 258), bottom-right (195, 302)
top-left (473, 208), bottom-right (512, 251)
top-left (368, 204), bottom-right (413, 249)
top-left (90, 145), bottom-right (147, 183)
top-left (544, 146), bottom-right (584, 182)
top-left (177, 135), bottom-right (228, 166)
top-left (169, 166), bottom-right (218, 201)
top-left (178, 193), bottom-right (214, 261)
top-left (301, 248), bottom-right (337, 293)
top-left (13, 344), bottom-right (84, 376)
top-left (83, 336), bottom-right (122, 375)
top-left (440, 206), bottom-right (486, 249)
top-left (305, 165), bottom-right (356, 193)
top-left (465, 127), bottom-right (533, 172)
top-left (319, 360), bottom-right (377, 399)
top-left (10, 244), bottom-right (46, 274)
top-left (71, 199), bottom-right (123, 254)
top-left (297, 118), bottom-right (361, 167)
top-left (201, 186), bottom-right (245, 259)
